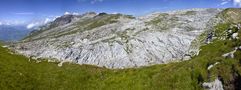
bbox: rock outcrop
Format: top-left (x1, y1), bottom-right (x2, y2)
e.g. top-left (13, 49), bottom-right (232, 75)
top-left (13, 9), bottom-right (224, 69)
top-left (202, 78), bottom-right (224, 90)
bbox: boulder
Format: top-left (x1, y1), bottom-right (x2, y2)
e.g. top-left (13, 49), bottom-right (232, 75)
top-left (222, 50), bottom-right (236, 58)
top-left (207, 62), bottom-right (220, 70)
top-left (231, 33), bottom-right (239, 39)
top-left (202, 78), bottom-right (224, 90)
top-left (183, 54), bottom-right (192, 60)
top-left (238, 23), bottom-right (241, 30)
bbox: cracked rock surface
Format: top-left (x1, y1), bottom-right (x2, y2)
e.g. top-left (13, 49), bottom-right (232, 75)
top-left (14, 9), bottom-right (223, 69)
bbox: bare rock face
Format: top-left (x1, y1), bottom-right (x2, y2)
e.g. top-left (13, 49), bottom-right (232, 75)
top-left (52, 15), bottom-right (76, 26)
top-left (14, 9), bottom-right (223, 69)
top-left (203, 78), bottom-right (224, 90)
top-left (218, 8), bottom-right (241, 23)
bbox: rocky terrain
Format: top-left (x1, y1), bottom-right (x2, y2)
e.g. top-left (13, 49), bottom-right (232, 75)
top-left (2, 8), bottom-right (241, 90)
top-left (12, 8), bottom-right (235, 69)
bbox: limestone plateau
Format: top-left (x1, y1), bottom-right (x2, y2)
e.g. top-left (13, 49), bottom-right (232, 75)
top-left (12, 8), bottom-right (241, 69)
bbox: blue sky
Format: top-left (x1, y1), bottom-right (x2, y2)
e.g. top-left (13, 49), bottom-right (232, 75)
top-left (0, 0), bottom-right (240, 25)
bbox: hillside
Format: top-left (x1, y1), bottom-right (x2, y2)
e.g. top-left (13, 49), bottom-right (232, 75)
top-left (13, 8), bottom-right (223, 69)
top-left (1, 21), bottom-right (241, 89)
top-left (2, 0), bottom-right (241, 89)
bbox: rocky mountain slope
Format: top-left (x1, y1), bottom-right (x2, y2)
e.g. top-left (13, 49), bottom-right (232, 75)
top-left (1, 8), bottom-right (241, 90)
top-left (1, 20), bottom-right (241, 90)
top-left (12, 8), bottom-right (230, 69)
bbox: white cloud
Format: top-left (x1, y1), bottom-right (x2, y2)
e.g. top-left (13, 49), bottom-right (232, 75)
top-left (219, 0), bottom-right (231, 6)
top-left (44, 18), bottom-right (51, 24)
top-left (234, 0), bottom-right (241, 7)
top-left (111, 12), bottom-right (119, 14)
top-left (73, 12), bottom-right (80, 15)
top-left (26, 18), bottom-right (55, 29)
top-left (0, 20), bottom-right (26, 25)
top-left (26, 23), bottom-right (36, 29)
top-left (90, 0), bottom-right (103, 4)
top-left (77, 0), bottom-right (104, 4)
top-left (64, 12), bottom-right (71, 15)
top-left (14, 12), bottom-right (34, 15)
top-left (220, 0), bottom-right (241, 7)
top-left (63, 12), bottom-right (80, 15)
top-left (221, 1), bottom-right (229, 5)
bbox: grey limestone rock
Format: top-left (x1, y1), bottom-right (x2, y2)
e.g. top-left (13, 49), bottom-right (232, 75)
top-left (14, 9), bottom-right (223, 69)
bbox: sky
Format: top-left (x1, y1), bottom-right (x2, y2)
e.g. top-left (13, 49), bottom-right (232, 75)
top-left (0, 0), bottom-right (240, 26)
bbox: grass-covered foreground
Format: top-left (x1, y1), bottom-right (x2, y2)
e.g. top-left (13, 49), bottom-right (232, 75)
top-left (0, 23), bottom-right (241, 90)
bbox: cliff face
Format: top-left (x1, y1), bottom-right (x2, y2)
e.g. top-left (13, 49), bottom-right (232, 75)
top-left (14, 8), bottom-right (223, 69)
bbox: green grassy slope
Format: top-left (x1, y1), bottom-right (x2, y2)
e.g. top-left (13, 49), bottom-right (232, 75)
top-left (0, 22), bottom-right (241, 90)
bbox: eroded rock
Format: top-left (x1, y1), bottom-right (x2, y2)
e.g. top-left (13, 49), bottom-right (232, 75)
top-left (222, 50), bottom-right (236, 59)
top-left (14, 9), bottom-right (223, 69)
top-left (202, 78), bottom-right (224, 90)
top-left (207, 62), bottom-right (220, 70)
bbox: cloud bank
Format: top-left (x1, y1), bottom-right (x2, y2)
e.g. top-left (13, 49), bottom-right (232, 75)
top-left (234, 0), bottom-right (241, 7)
top-left (26, 18), bottom-right (54, 29)
top-left (220, 0), bottom-right (241, 7)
